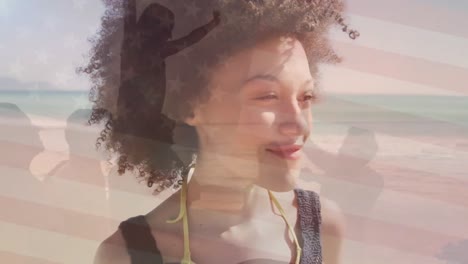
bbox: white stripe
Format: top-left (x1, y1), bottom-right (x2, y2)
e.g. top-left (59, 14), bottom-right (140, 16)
top-left (303, 174), bottom-right (468, 238)
top-left (0, 221), bottom-right (99, 264)
top-left (342, 238), bottom-right (444, 264)
top-left (0, 166), bottom-right (166, 220)
top-left (320, 65), bottom-right (464, 95)
top-left (372, 189), bottom-right (468, 238)
top-left (3, 165), bottom-right (468, 241)
top-left (307, 127), bottom-right (468, 177)
top-left (331, 15), bottom-right (468, 69)
top-left (0, 221), bottom-right (445, 264)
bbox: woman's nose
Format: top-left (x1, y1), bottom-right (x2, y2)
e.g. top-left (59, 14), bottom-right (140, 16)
top-left (277, 101), bottom-right (310, 137)
top-left (278, 118), bottom-right (309, 138)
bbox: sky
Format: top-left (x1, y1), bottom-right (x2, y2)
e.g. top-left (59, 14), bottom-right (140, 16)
top-left (0, 0), bottom-right (467, 95)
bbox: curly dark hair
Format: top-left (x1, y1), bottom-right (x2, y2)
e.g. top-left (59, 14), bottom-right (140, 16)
top-left (76, 0), bottom-right (359, 195)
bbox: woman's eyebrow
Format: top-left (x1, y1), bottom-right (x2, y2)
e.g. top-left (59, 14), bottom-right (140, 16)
top-left (242, 74), bottom-right (314, 90)
top-left (242, 74), bottom-right (279, 86)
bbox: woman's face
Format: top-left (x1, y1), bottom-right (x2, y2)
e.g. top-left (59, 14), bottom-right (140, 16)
top-left (188, 36), bottom-right (316, 191)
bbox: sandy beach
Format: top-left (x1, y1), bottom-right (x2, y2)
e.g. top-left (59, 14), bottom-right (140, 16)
top-left (1, 110), bottom-right (467, 263)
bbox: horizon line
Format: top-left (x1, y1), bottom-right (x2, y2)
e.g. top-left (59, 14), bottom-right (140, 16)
top-left (0, 90), bottom-right (467, 97)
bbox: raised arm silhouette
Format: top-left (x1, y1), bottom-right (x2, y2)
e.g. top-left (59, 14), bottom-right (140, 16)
top-left (118, 0), bottom-right (220, 115)
top-left (114, 1), bottom-right (221, 175)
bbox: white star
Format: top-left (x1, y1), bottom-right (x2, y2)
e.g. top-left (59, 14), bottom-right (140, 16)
top-left (196, 62), bottom-right (210, 79)
top-left (168, 76), bottom-right (184, 94)
top-left (72, 0), bottom-right (87, 10)
top-left (87, 24), bottom-right (98, 35)
top-left (26, 91), bottom-right (41, 104)
top-left (73, 96), bottom-right (90, 109)
top-left (211, 85), bottom-right (227, 103)
top-left (43, 16), bottom-right (58, 32)
top-left (246, 48), bottom-right (277, 77)
top-left (35, 50), bottom-right (49, 65)
top-left (160, 116), bottom-right (175, 130)
top-left (278, 36), bottom-right (295, 53)
top-left (209, 27), bottom-right (222, 40)
top-left (121, 66), bottom-right (137, 81)
top-left (147, 91), bottom-right (163, 106)
top-left (177, 49), bottom-right (191, 62)
top-left (64, 34), bottom-right (79, 50)
top-left (223, 14), bottom-right (238, 28)
top-left (301, 20), bottom-right (315, 32)
top-left (216, 52), bottom-right (232, 70)
top-left (149, 54), bottom-right (163, 68)
top-left (16, 26), bottom-right (31, 40)
top-left (184, 2), bottom-right (201, 17)
top-left (159, 12), bottom-right (174, 27)
top-left (54, 70), bottom-right (73, 87)
top-left (0, 0), bottom-right (10, 18)
top-left (129, 35), bottom-right (143, 49)
top-left (9, 59), bottom-right (24, 78)
top-left (205, 121), bottom-right (222, 135)
top-left (212, 124), bottom-right (223, 134)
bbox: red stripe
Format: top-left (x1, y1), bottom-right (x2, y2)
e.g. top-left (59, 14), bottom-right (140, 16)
top-left (0, 250), bottom-right (61, 264)
top-left (0, 194), bottom-right (463, 257)
top-left (345, 213), bottom-right (458, 256)
top-left (0, 195), bottom-right (116, 242)
top-left (3, 130), bottom-right (467, 210)
top-left (301, 147), bottom-right (468, 208)
top-left (335, 41), bottom-right (468, 95)
top-left (348, 0), bottom-right (468, 38)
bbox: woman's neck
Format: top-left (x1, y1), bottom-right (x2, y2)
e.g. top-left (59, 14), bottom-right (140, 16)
top-left (185, 160), bottom-right (296, 221)
top-left (187, 177), bottom-right (253, 216)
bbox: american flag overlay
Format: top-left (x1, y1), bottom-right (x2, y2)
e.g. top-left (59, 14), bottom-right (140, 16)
top-left (0, 0), bottom-right (467, 263)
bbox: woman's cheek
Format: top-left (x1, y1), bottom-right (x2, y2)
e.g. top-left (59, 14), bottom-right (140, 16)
top-left (237, 109), bottom-right (276, 143)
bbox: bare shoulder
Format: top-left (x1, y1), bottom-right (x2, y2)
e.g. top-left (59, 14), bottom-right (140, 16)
top-left (319, 196), bottom-right (346, 235)
top-left (93, 229), bottom-right (131, 264)
top-left (318, 196), bottom-right (346, 264)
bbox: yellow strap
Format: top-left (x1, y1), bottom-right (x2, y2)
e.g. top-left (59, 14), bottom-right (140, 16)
top-left (166, 163), bottom-right (301, 264)
top-left (268, 190), bottom-right (302, 264)
top-left (166, 170), bottom-right (192, 264)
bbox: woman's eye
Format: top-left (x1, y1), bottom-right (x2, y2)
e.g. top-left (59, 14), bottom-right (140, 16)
top-left (256, 94), bottom-right (278, 100)
top-left (303, 94), bottom-right (317, 102)
top-left (255, 93), bottom-right (318, 102)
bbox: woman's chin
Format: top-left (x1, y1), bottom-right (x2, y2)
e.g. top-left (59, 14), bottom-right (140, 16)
top-left (256, 170), bottom-right (299, 192)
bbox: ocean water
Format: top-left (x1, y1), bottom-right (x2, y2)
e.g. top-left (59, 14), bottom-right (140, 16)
top-left (0, 91), bottom-right (92, 124)
top-left (1, 91), bottom-right (467, 130)
top-left (311, 94), bottom-right (468, 137)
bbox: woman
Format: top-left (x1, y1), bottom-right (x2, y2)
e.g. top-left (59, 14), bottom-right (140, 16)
top-left (78, 0), bottom-right (359, 263)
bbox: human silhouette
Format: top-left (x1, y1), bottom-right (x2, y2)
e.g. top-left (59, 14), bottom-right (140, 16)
top-left (0, 103), bottom-right (62, 240)
top-left (117, 0), bottom-right (220, 125)
top-left (301, 127), bottom-right (383, 213)
top-left (437, 239), bottom-right (468, 264)
top-left (299, 126), bottom-right (384, 259)
top-left (113, 0), bottom-right (221, 175)
top-left (0, 103), bottom-right (44, 173)
top-left (48, 109), bottom-right (107, 190)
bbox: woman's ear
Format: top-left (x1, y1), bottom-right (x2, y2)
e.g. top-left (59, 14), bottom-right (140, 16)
top-left (184, 113), bottom-right (196, 126)
top-left (184, 106), bottom-right (202, 126)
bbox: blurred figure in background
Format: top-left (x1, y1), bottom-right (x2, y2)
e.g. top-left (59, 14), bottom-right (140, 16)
top-left (0, 103), bottom-right (44, 174)
top-left (299, 126), bottom-right (384, 259)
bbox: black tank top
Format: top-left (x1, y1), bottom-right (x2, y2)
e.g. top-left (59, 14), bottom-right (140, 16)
top-left (118, 188), bottom-right (322, 264)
